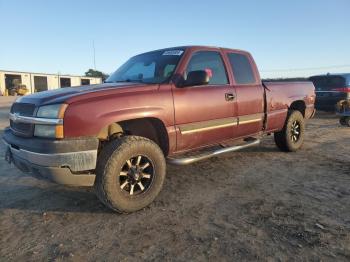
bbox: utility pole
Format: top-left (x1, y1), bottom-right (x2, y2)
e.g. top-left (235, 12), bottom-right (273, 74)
top-left (93, 40), bottom-right (96, 70)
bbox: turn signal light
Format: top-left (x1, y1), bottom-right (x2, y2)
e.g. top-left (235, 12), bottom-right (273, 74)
top-left (55, 125), bottom-right (64, 139)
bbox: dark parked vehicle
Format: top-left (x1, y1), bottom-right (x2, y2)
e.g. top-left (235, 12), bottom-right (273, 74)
top-left (309, 74), bottom-right (350, 111)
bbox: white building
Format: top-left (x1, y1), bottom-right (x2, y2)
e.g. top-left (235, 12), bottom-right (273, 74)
top-left (0, 70), bottom-right (102, 96)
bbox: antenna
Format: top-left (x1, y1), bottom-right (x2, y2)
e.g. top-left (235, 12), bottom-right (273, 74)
top-left (92, 40), bottom-right (96, 70)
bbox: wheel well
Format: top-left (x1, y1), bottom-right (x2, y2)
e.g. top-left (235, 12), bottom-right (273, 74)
top-left (289, 100), bottom-right (306, 117)
top-left (98, 118), bottom-right (169, 156)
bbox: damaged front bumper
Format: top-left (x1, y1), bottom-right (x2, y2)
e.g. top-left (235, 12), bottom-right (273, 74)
top-left (2, 128), bottom-right (98, 186)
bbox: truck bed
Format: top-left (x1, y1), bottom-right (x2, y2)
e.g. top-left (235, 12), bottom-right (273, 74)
top-left (263, 81), bottom-right (315, 132)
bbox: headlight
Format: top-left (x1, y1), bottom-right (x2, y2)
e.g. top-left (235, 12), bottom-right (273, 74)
top-left (34, 104), bottom-right (67, 138)
top-left (36, 104), bottom-right (67, 118)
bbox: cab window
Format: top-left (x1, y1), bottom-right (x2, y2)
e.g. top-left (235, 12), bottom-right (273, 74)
top-left (228, 53), bottom-right (256, 85)
top-left (185, 51), bottom-right (228, 85)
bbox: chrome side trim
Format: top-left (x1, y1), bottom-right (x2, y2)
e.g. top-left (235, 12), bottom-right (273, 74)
top-left (167, 139), bottom-right (260, 165)
top-left (3, 140), bottom-right (97, 172)
top-left (239, 118), bottom-right (261, 124)
top-left (9, 113), bottom-right (63, 125)
top-left (179, 117), bottom-right (238, 135)
top-left (238, 113), bottom-right (263, 125)
top-left (178, 113), bottom-right (264, 134)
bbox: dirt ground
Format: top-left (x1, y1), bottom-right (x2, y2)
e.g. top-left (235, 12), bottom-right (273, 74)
top-left (0, 96), bottom-right (349, 261)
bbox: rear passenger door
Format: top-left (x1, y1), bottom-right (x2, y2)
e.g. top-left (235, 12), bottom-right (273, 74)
top-left (226, 52), bottom-right (265, 138)
top-left (172, 50), bottom-right (237, 151)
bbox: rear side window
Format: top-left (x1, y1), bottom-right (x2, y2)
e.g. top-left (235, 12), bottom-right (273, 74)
top-left (309, 76), bottom-right (346, 91)
top-left (228, 53), bottom-right (256, 85)
top-left (186, 51), bottom-right (228, 85)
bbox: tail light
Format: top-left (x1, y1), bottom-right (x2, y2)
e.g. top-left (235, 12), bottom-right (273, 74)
top-left (332, 87), bottom-right (350, 93)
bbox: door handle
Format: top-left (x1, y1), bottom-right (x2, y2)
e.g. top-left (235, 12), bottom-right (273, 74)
top-left (225, 93), bottom-right (235, 101)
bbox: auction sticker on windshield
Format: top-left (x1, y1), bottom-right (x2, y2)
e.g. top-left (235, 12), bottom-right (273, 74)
top-left (162, 50), bottom-right (184, 56)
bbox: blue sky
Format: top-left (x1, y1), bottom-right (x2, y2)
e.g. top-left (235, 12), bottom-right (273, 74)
top-left (0, 0), bottom-right (349, 78)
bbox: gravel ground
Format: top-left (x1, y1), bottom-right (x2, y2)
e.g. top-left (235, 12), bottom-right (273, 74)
top-left (0, 96), bottom-right (349, 261)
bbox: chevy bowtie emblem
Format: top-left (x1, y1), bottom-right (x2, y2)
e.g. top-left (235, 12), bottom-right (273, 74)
top-left (10, 113), bottom-right (20, 122)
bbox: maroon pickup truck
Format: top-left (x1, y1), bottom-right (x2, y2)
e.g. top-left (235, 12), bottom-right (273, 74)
top-left (3, 46), bottom-right (315, 213)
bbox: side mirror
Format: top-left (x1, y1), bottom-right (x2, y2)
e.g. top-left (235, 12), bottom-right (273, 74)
top-left (183, 70), bottom-right (209, 87)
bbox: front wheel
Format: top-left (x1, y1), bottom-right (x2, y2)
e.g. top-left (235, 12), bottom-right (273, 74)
top-left (95, 136), bottom-right (166, 213)
top-left (274, 110), bottom-right (305, 152)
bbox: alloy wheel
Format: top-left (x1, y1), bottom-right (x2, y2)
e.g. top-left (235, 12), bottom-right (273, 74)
top-left (290, 120), bottom-right (301, 142)
top-left (119, 155), bottom-right (154, 195)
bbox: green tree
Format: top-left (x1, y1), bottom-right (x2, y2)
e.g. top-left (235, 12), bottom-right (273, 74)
top-left (85, 69), bottom-right (109, 81)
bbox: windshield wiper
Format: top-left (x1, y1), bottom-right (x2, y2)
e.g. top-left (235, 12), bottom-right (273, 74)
top-left (114, 79), bottom-right (144, 83)
top-left (108, 79), bottom-right (159, 84)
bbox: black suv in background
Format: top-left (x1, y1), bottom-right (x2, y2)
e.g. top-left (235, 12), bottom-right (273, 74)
top-left (309, 74), bottom-right (350, 111)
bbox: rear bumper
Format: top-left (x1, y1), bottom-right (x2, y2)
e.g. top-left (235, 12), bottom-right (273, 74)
top-left (2, 128), bottom-right (97, 186)
top-left (315, 98), bottom-right (349, 112)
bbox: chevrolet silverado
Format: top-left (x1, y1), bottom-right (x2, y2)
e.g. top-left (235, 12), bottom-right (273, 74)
top-left (3, 46), bottom-right (316, 213)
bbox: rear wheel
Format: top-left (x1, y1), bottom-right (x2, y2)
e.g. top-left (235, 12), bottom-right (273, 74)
top-left (274, 110), bottom-right (305, 152)
top-left (339, 117), bottom-right (350, 127)
top-left (95, 136), bottom-right (166, 213)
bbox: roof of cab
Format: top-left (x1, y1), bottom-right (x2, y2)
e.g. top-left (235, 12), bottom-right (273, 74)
top-left (139, 45), bottom-right (250, 55)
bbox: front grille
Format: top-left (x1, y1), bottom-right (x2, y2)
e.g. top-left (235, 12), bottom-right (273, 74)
top-left (10, 121), bottom-right (34, 136)
top-left (10, 103), bottom-right (36, 137)
top-left (11, 103), bottom-right (36, 116)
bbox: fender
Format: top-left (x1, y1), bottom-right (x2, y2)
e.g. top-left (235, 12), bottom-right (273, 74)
top-left (63, 85), bottom-right (174, 138)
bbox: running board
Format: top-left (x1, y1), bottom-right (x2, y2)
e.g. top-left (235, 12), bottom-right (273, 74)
top-left (167, 138), bottom-right (260, 165)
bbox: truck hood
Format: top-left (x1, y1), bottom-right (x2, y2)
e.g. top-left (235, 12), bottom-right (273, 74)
top-left (15, 82), bottom-right (157, 106)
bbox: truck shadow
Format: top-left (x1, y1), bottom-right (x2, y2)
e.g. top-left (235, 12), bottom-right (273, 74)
top-left (239, 146), bottom-right (278, 153)
top-left (0, 144), bottom-right (279, 214)
top-left (0, 183), bottom-right (112, 214)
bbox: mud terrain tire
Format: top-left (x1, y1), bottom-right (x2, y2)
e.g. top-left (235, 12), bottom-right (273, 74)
top-left (95, 136), bottom-right (166, 213)
top-left (274, 110), bottom-right (305, 152)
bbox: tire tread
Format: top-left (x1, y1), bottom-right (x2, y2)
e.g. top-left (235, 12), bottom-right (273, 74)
top-left (95, 136), bottom-right (165, 213)
top-left (274, 110), bottom-right (305, 152)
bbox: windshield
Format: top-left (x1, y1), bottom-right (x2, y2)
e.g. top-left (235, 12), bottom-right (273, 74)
top-left (106, 49), bottom-right (185, 84)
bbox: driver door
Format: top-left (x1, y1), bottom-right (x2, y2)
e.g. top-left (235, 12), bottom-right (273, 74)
top-left (172, 50), bottom-right (237, 152)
